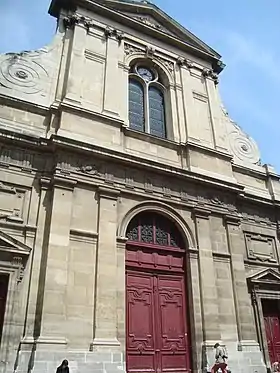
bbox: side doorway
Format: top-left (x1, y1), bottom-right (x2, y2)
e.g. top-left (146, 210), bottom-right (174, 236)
top-left (0, 274), bottom-right (9, 343)
top-left (262, 299), bottom-right (280, 365)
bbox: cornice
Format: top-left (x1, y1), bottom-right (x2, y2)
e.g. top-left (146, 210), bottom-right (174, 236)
top-left (0, 129), bottom-right (277, 211)
top-left (51, 134), bottom-right (244, 195)
top-left (0, 94), bottom-right (49, 116)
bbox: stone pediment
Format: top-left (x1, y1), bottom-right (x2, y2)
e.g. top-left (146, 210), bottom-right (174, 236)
top-left (247, 268), bottom-right (280, 286)
top-left (49, 0), bottom-right (221, 61)
top-left (0, 230), bottom-right (31, 258)
top-left (101, 0), bottom-right (220, 57)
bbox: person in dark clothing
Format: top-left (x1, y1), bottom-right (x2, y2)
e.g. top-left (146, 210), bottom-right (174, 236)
top-left (56, 360), bottom-right (69, 373)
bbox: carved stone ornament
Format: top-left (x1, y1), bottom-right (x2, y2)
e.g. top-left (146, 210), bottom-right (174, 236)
top-left (202, 68), bottom-right (219, 85)
top-left (134, 16), bottom-right (163, 31)
top-left (124, 43), bottom-right (144, 56)
top-left (104, 27), bottom-right (124, 42)
top-left (176, 57), bottom-right (194, 69)
top-left (245, 232), bottom-right (277, 263)
top-left (63, 15), bottom-right (94, 31)
top-left (157, 57), bottom-right (174, 73)
top-left (0, 54), bottom-right (48, 94)
top-left (12, 256), bottom-right (24, 283)
top-left (222, 105), bottom-right (261, 165)
top-left (146, 46), bottom-right (155, 58)
top-left (79, 164), bottom-right (101, 176)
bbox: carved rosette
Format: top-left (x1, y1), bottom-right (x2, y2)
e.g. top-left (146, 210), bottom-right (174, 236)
top-left (0, 55), bottom-right (48, 94)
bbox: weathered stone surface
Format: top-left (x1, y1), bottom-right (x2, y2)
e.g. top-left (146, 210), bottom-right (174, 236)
top-left (0, 1), bottom-right (278, 373)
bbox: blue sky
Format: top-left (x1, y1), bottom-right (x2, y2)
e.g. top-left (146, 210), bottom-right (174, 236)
top-left (0, 0), bottom-right (279, 171)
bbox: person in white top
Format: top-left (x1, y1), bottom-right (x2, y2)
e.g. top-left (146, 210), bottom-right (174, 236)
top-left (211, 343), bottom-right (228, 373)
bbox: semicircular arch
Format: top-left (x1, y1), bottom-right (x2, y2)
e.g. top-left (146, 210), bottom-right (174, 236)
top-left (118, 200), bottom-right (196, 250)
top-left (126, 54), bottom-right (174, 85)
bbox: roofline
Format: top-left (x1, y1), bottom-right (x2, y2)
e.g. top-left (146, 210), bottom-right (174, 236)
top-left (49, 0), bottom-right (225, 73)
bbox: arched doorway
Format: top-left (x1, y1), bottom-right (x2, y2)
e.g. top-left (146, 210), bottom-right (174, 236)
top-left (125, 211), bottom-right (191, 373)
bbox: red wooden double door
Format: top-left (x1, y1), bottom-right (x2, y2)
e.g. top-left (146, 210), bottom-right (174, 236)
top-left (263, 300), bottom-right (280, 364)
top-left (125, 212), bottom-right (191, 373)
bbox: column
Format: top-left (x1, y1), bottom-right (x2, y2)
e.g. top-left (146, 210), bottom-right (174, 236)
top-left (92, 187), bottom-right (120, 347)
top-left (194, 208), bottom-right (221, 343)
top-left (102, 32), bottom-right (122, 117)
top-left (38, 176), bottom-right (76, 346)
top-left (224, 215), bottom-right (258, 346)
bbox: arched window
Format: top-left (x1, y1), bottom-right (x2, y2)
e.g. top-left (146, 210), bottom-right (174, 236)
top-left (126, 211), bottom-right (183, 248)
top-left (128, 64), bottom-right (167, 138)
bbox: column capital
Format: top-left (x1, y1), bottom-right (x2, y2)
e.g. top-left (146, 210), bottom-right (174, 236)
top-left (52, 175), bottom-right (77, 191)
top-left (40, 177), bottom-right (52, 190)
top-left (192, 207), bottom-right (211, 219)
top-left (117, 236), bottom-right (128, 249)
top-left (98, 186), bottom-right (120, 200)
top-left (224, 214), bottom-right (242, 226)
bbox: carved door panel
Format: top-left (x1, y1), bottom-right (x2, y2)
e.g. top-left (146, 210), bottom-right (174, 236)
top-left (0, 275), bottom-right (8, 342)
top-left (156, 275), bottom-right (190, 373)
top-left (126, 271), bottom-right (190, 373)
top-left (126, 272), bottom-right (157, 373)
top-left (263, 300), bottom-right (280, 365)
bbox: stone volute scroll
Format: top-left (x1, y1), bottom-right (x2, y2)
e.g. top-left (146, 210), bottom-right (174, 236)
top-left (221, 104), bottom-right (261, 166)
top-left (0, 54), bottom-right (48, 95)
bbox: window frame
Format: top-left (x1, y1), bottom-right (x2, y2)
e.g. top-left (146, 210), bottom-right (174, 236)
top-left (128, 63), bottom-right (167, 139)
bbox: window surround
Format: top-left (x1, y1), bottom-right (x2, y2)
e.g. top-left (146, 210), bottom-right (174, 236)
top-left (128, 62), bottom-right (168, 139)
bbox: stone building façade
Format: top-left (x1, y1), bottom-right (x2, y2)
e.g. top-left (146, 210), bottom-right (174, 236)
top-left (0, 1), bottom-right (279, 373)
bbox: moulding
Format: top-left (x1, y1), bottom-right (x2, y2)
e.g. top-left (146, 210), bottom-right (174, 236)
top-left (192, 207), bottom-right (211, 219)
top-left (52, 175), bottom-right (77, 191)
top-left (98, 186), bottom-right (120, 199)
top-left (69, 228), bottom-right (98, 243)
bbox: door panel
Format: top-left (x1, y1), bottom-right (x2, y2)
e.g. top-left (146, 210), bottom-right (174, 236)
top-left (126, 272), bottom-right (157, 373)
top-left (126, 271), bottom-right (190, 373)
top-left (157, 276), bottom-right (190, 372)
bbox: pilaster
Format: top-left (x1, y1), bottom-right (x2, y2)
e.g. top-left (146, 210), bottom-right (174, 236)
top-left (180, 65), bottom-right (195, 143)
top-left (22, 177), bottom-right (52, 339)
top-left (204, 77), bottom-right (228, 153)
top-left (102, 29), bottom-right (123, 117)
top-left (38, 176), bottom-right (77, 347)
top-left (224, 214), bottom-right (258, 347)
top-left (65, 23), bottom-right (87, 103)
top-left (91, 186), bottom-right (121, 348)
top-left (116, 236), bottom-right (128, 347)
top-left (193, 208), bottom-right (221, 343)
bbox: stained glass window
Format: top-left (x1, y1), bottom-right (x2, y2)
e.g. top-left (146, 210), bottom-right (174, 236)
top-left (129, 79), bottom-right (145, 132)
top-left (149, 86), bottom-right (166, 138)
top-left (126, 212), bottom-right (183, 248)
top-left (128, 64), bottom-right (167, 139)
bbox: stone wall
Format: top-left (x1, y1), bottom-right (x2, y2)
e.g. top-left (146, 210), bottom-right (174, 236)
top-left (0, 1), bottom-right (279, 373)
